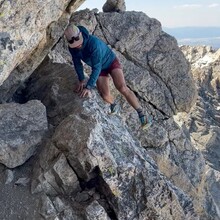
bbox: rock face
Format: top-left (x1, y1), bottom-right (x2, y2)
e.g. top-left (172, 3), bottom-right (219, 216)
top-left (178, 46), bottom-right (220, 170)
top-left (27, 60), bottom-right (197, 219)
top-left (0, 2), bottom-right (219, 220)
top-left (176, 46), bottom-right (220, 217)
top-left (71, 10), bottom-right (197, 116)
top-left (0, 100), bottom-right (48, 168)
top-left (178, 46), bottom-right (220, 168)
top-left (0, 0), bottom-right (84, 103)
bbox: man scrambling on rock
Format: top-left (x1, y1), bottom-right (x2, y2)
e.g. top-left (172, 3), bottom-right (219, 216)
top-left (64, 24), bottom-right (152, 129)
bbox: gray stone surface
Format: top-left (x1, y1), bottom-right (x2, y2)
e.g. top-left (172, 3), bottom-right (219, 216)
top-left (27, 58), bottom-right (200, 219)
top-left (0, 100), bottom-right (48, 168)
top-left (175, 46), bottom-right (220, 217)
top-left (0, 157), bottom-right (42, 220)
top-left (178, 46), bottom-right (220, 171)
top-left (102, 0), bottom-right (126, 12)
top-left (86, 201), bottom-right (111, 220)
top-left (71, 10), bottom-right (197, 116)
top-left (0, 0), bottom-right (84, 102)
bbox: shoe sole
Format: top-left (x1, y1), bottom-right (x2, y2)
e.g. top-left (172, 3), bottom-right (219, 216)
top-left (141, 123), bottom-right (151, 130)
top-left (108, 106), bottom-right (120, 115)
top-left (108, 112), bottom-right (117, 115)
top-left (141, 115), bottom-right (153, 130)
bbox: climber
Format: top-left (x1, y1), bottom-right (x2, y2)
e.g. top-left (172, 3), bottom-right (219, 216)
top-left (64, 24), bottom-right (152, 129)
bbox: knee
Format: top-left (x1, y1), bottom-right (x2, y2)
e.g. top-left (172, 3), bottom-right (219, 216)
top-left (117, 84), bottom-right (129, 95)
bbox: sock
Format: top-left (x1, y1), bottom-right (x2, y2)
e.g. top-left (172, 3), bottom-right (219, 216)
top-left (136, 108), bottom-right (144, 118)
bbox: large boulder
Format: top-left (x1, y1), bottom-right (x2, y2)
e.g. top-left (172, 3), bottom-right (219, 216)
top-left (102, 0), bottom-right (126, 12)
top-left (0, 100), bottom-right (48, 168)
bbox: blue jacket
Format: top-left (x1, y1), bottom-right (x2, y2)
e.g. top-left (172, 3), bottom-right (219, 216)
top-left (69, 26), bottom-right (116, 89)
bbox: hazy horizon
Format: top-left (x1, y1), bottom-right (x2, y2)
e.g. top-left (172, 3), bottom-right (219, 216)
top-left (164, 27), bottom-right (220, 49)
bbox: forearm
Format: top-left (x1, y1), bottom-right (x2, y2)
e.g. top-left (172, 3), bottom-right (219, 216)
top-left (86, 66), bottom-right (101, 89)
top-left (73, 59), bottom-right (85, 81)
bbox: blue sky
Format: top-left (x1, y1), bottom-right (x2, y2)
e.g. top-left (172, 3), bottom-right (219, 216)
top-left (78, 0), bottom-right (220, 27)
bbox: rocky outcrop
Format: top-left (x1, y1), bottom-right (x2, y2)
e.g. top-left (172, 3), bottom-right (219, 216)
top-left (0, 1), bottom-right (219, 220)
top-left (0, 0), bottom-right (84, 103)
top-left (178, 46), bottom-right (220, 170)
top-left (176, 46), bottom-right (220, 217)
top-left (23, 47), bottom-right (217, 218)
top-left (72, 10), bottom-right (197, 116)
top-left (26, 59), bottom-right (197, 219)
top-left (0, 100), bottom-right (48, 168)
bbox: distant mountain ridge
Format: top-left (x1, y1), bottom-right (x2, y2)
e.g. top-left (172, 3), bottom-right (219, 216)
top-left (164, 27), bottom-right (220, 49)
top-left (163, 27), bottom-right (220, 38)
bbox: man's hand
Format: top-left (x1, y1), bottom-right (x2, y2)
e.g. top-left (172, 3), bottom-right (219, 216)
top-left (80, 88), bottom-right (91, 98)
top-left (74, 81), bottom-right (85, 93)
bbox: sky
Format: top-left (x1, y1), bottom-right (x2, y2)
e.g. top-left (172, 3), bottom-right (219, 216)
top-left (78, 0), bottom-right (220, 28)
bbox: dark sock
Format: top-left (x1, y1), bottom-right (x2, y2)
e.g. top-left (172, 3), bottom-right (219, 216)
top-left (136, 108), bottom-right (144, 118)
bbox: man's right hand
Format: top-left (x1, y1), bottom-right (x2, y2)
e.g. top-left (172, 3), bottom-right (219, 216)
top-left (74, 80), bottom-right (85, 93)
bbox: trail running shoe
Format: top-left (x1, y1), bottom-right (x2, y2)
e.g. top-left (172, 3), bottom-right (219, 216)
top-left (139, 115), bottom-right (153, 130)
top-left (109, 103), bottom-right (120, 115)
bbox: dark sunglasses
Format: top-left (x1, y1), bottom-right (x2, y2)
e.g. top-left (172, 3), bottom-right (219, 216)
top-left (67, 32), bottom-right (80, 44)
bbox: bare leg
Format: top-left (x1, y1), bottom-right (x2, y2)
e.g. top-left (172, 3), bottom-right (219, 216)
top-left (110, 68), bottom-right (141, 110)
top-left (96, 76), bottom-right (115, 104)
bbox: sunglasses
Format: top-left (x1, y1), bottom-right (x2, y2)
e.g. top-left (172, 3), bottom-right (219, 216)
top-left (67, 32), bottom-right (80, 44)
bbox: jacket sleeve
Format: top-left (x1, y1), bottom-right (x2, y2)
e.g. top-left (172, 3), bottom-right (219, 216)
top-left (86, 45), bottom-right (102, 89)
top-left (72, 56), bottom-right (85, 82)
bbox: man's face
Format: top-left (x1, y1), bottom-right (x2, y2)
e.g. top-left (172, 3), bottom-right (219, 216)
top-left (64, 26), bottom-right (83, 49)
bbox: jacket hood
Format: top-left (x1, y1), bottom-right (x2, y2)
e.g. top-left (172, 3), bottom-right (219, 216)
top-left (78, 26), bottom-right (90, 49)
